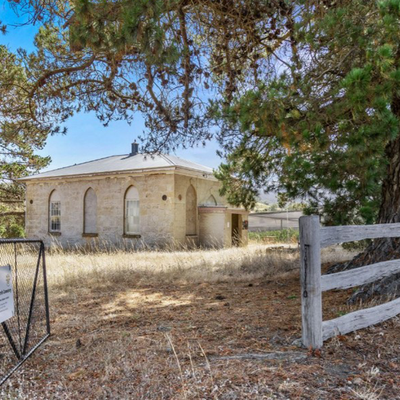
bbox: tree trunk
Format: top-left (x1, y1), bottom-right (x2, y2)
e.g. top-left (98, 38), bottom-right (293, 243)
top-left (329, 128), bottom-right (400, 303)
top-left (330, 81), bottom-right (400, 299)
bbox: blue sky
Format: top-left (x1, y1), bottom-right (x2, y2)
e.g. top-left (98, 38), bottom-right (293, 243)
top-left (0, 4), bottom-right (222, 171)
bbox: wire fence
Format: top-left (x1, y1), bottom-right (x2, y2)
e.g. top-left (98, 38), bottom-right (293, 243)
top-left (0, 240), bottom-right (50, 385)
top-left (248, 211), bottom-right (303, 232)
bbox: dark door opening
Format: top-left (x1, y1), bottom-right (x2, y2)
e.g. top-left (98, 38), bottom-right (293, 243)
top-left (232, 214), bottom-right (240, 246)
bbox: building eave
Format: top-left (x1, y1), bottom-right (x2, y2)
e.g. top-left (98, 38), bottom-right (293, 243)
top-left (19, 165), bottom-right (216, 183)
top-left (198, 206), bottom-right (248, 214)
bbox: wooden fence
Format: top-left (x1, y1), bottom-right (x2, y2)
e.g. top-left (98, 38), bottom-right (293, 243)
top-left (299, 215), bottom-right (400, 349)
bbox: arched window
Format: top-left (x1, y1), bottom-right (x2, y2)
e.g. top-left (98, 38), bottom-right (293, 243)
top-left (205, 194), bottom-right (217, 206)
top-left (84, 188), bottom-right (97, 234)
top-left (125, 186), bottom-right (140, 235)
top-left (49, 190), bottom-right (61, 232)
top-left (186, 185), bottom-right (197, 235)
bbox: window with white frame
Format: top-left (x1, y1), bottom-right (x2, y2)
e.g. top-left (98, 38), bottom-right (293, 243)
top-left (125, 186), bottom-right (140, 235)
top-left (49, 190), bottom-right (61, 232)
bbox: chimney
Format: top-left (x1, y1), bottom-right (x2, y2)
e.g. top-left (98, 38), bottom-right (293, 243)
top-left (130, 142), bottom-right (139, 156)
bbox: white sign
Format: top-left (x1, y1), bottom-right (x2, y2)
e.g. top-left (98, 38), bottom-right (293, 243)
top-left (0, 265), bottom-right (14, 323)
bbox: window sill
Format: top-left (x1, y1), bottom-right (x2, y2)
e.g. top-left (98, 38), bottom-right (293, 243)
top-left (49, 232), bottom-right (61, 236)
top-left (82, 233), bottom-right (98, 238)
top-left (123, 234), bottom-right (141, 239)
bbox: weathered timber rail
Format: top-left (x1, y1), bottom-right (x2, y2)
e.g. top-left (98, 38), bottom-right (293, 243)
top-left (299, 215), bottom-right (400, 348)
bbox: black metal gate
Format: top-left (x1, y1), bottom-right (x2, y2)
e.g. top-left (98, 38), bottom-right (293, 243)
top-left (0, 239), bottom-right (50, 385)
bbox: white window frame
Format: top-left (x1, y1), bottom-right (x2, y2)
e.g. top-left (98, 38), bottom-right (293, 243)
top-left (49, 201), bottom-right (61, 232)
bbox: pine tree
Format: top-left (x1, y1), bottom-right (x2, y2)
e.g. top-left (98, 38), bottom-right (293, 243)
top-left (214, 0), bottom-right (400, 299)
top-left (216, 1), bottom-right (400, 226)
top-left (0, 45), bottom-right (54, 236)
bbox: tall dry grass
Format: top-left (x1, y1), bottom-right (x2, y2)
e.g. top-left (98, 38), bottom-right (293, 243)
top-left (45, 244), bottom-right (300, 291)
top-left (42, 239), bottom-right (361, 292)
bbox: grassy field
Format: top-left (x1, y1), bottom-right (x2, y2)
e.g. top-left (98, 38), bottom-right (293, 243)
top-left (1, 244), bottom-right (399, 399)
top-left (44, 243), bottom-right (299, 289)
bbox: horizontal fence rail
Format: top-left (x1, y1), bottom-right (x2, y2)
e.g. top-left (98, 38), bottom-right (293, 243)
top-left (300, 215), bottom-right (400, 348)
top-left (321, 259), bottom-right (400, 292)
top-left (322, 298), bottom-right (400, 341)
top-left (320, 222), bottom-right (400, 248)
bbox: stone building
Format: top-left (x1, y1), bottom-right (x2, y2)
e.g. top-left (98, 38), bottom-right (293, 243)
top-left (20, 144), bottom-right (249, 248)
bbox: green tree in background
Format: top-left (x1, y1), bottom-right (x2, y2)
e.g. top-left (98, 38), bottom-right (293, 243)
top-left (213, 0), bottom-right (400, 295)
top-left (215, 0), bottom-right (400, 229)
top-left (0, 44), bottom-right (54, 236)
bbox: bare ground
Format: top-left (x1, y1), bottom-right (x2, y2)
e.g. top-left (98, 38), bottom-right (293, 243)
top-left (1, 245), bottom-right (399, 399)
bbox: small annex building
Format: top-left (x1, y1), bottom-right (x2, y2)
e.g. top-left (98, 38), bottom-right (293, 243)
top-left (20, 143), bottom-right (249, 248)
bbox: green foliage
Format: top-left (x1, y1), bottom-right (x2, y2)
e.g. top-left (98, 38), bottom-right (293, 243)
top-left (71, 0), bottom-right (180, 65)
top-left (341, 240), bottom-right (369, 252)
top-left (252, 202), bottom-right (305, 212)
top-left (0, 46), bottom-right (51, 178)
top-left (0, 45), bottom-right (54, 237)
top-left (265, 203), bottom-right (279, 212)
top-left (0, 186), bottom-right (25, 238)
top-left (214, 0), bottom-right (400, 225)
top-left (0, 223), bottom-right (25, 239)
top-left (214, 146), bottom-right (270, 210)
top-left (249, 229), bottom-right (299, 244)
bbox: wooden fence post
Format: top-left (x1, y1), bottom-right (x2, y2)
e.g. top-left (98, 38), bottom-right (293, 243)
top-left (299, 215), bottom-right (322, 348)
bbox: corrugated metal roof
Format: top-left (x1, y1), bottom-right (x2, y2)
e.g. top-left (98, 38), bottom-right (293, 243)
top-left (20, 153), bottom-right (214, 181)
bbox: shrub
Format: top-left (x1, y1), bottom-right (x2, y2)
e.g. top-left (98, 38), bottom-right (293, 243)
top-left (249, 229), bottom-right (299, 244)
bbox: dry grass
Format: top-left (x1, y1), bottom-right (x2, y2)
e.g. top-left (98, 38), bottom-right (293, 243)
top-left (45, 240), bottom-right (358, 291)
top-left (45, 244), bottom-right (299, 290)
top-left (320, 245), bottom-right (360, 264)
top-left (1, 244), bottom-right (399, 399)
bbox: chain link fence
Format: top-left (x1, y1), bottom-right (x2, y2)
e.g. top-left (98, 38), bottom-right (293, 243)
top-left (248, 211), bottom-right (303, 232)
top-left (0, 239), bottom-right (50, 385)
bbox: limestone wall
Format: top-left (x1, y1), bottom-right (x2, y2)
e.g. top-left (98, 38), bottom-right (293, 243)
top-left (24, 168), bottom-right (247, 248)
top-left (25, 172), bottom-right (176, 247)
top-left (198, 210), bottom-right (249, 248)
top-left (173, 174), bottom-right (226, 244)
top-left (198, 211), bottom-right (226, 248)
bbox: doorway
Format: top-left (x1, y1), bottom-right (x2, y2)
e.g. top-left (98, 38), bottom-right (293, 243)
top-left (232, 214), bottom-right (240, 246)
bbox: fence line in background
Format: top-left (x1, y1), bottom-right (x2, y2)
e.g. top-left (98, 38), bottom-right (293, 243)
top-left (299, 215), bottom-right (400, 349)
